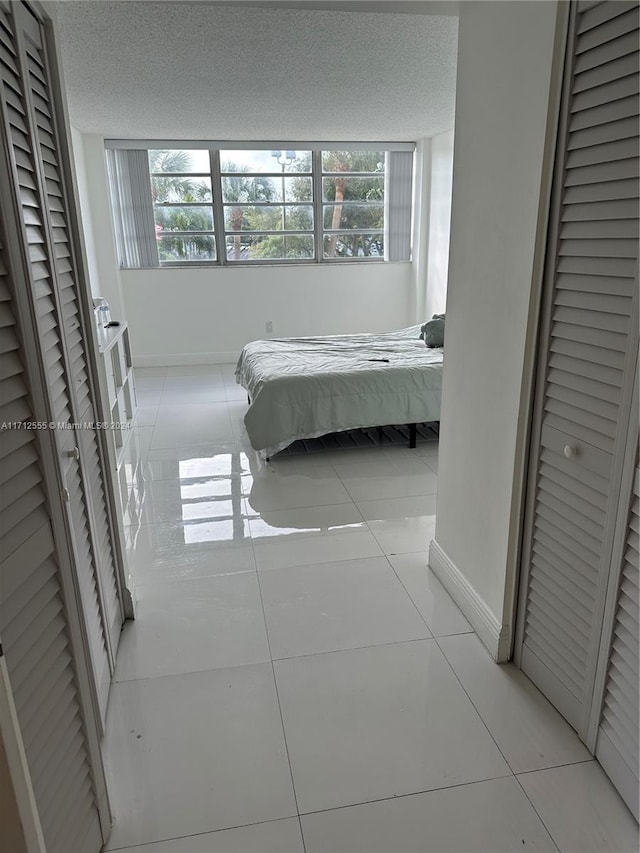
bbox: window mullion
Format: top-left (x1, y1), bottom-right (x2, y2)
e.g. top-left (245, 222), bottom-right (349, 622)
top-left (312, 150), bottom-right (323, 264)
top-left (210, 148), bottom-right (226, 265)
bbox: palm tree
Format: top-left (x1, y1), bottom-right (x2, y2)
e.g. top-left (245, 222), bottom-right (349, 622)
top-left (323, 152), bottom-right (349, 258)
top-left (322, 151), bottom-right (384, 257)
top-left (221, 164), bottom-right (276, 259)
top-left (148, 150), bottom-right (197, 203)
top-left (149, 150), bottom-right (214, 260)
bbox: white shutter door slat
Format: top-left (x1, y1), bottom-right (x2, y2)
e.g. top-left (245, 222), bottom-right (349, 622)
top-left (605, 664), bottom-right (639, 727)
top-left (535, 513), bottom-right (600, 571)
top-left (543, 408), bottom-right (615, 451)
top-left (560, 218), bottom-right (639, 239)
top-left (559, 237), bottom-right (638, 258)
top-left (578, 0), bottom-right (638, 33)
top-left (68, 454), bottom-right (113, 716)
top-left (524, 631), bottom-right (584, 698)
top-left (529, 572), bottom-right (592, 640)
top-left (518, 0), bottom-right (639, 742)
top-left (546, 379), bottom-right (618, 423)
top-left (547, 363), bottom-right (620, 403)
top-left (526, 597), bottom-right (590, 668)
top-left (556, 254), bottom-right (636, 277)
top-left (553, 302), bottom-right (631, 331)
top-left (536, 480), bottom-right (605, 543)
top-left (569, 93), bottom-right (638, 130)
top-left (2, 575), bottom-right (62, 665)
top-left (79, 426), bottom-right (122, 651)
top-left (538, 458), bottom-right (607, 521)
top-left (568, 114), bottom-right (638, 148)
top-left (532, 529), bottom-right (599, 599)
top-left (26, 668), bottom-right (77, 765)
top-left (550, 337), bottom-right (626, 372)
top-left (531, 541), bottom-right (597, 610)
top-left (563, 177), bottom-right (638, 203)
top-left (596, 464), bottom-right (640, 820)
top-left (567, 135), bottom-right (638, 167)
top-left (566, 155), bottom-right (639, 186)
top-left (571, 70), bottom-right (638, 111)
top-left (573, 44), bottom-right (639, 92)
top-left (574, 26), bottom-right (638, 73)
top-left (562, 196), bottom-right (638, 220)
top-left (551, 318), bottom-right (629, 351)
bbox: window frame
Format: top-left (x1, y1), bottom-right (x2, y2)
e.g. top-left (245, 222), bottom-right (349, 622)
top-left (107, 141), bottom-right (414, 269)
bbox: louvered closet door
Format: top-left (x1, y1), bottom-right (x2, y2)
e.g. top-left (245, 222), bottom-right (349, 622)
top-left (0, 231), bottom-right (105, 851)
top-left (20, 4), bottom-right (123, 660)
top-left (0, 0), bottom-right (122, 726)
top-left (516, 0), bottom-right (639, 737)
top-left (0, 1), bottom-right (112, 724)
top-left (596, 449), bottom-right (639, 819)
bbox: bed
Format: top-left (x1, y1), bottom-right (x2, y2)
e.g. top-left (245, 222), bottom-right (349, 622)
top-left (235, 324), bottom-right (443, 457)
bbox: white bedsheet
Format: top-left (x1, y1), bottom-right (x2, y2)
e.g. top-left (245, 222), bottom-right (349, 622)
top-left (235, 325), bottom-right (443, 456)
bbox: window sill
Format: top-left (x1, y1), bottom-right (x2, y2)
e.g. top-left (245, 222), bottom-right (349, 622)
top-left (121, 258), bottom-right (411, 271)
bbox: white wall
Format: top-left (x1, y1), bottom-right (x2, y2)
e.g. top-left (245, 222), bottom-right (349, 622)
top-left (70, 127), bottom-right (101, 301)
top-left (425, 129), bottom-right (454, 320)
top-left (430, 0), bottom-right (559, 658)
top-left (122, 263), bottom-right (413, 365)
top-left (70, 132), bottom-right (126, 323)
top-left (410, 138), bottom-right (431, 325)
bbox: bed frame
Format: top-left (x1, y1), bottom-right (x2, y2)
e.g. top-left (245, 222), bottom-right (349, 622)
top-left (247, 389), bottom-right (421, 456)
top-left (237, 327), bottom-right (443, 458)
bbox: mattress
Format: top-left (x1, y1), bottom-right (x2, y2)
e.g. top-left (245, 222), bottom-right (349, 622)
top-left (235, 325), bottom-right (443, 456)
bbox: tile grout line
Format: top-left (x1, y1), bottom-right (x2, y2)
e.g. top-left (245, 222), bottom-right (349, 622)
top-left (294, 771), bottom-right (516, 819)
top-left (134, 366), bottom-right (165, 461)
top-left (432, 634), bottom-right (575, 853)
top-left (514, 757), bottom-right (595, 777)
top-left (384, 553), bottom-right (436, 637)
top-left (513, 773), bottom-right (562, 853)
top-left (247, 521), bottom-right (308, 853)
top-left (432, 635), bottom-right (521, 774)
top-left (105, 816), bottom-right (298, 852)
top-left (272, 636), bottom-right (436, 663)
top-left (114, 633), bottom-right (498, 688)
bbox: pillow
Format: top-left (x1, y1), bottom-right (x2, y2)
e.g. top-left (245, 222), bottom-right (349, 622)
top-left (420, 314), bottom-right (445, 348)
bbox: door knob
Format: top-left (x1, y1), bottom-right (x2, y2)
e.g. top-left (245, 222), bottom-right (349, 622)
top-left (65, 446), bottom-right (80, 460)
top-left (563, 445), bottom-right (577, 459)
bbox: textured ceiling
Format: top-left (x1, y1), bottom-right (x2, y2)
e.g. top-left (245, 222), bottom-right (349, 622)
top-left (56, 1), bottom-right (458, 140)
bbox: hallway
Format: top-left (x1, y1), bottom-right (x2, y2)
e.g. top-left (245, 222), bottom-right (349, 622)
top-left (102, 365), bottom-right (637, 853)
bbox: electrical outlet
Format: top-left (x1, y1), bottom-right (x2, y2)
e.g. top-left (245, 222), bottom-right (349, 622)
top-left (265, 320), bottom-right (273, 334)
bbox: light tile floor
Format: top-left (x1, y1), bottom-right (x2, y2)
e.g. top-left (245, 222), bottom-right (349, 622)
top-left (104, 365), bottom-right (638, 852)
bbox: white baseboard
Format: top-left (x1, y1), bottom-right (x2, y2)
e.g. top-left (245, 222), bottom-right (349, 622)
top-left (133, 352), bottom-right (239, 367)
top-left (428, 539), bottom-right (511, 662)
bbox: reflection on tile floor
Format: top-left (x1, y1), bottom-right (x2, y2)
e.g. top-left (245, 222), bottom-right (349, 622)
top-left (105, 365), bottom-right (637, 852)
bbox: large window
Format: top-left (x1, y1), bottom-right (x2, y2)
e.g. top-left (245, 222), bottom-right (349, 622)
top-left (106, 143), bottom-right (414, 268)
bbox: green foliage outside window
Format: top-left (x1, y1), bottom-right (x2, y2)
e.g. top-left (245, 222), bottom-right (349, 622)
top-left (148, 149), bottom-right (386, 263)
